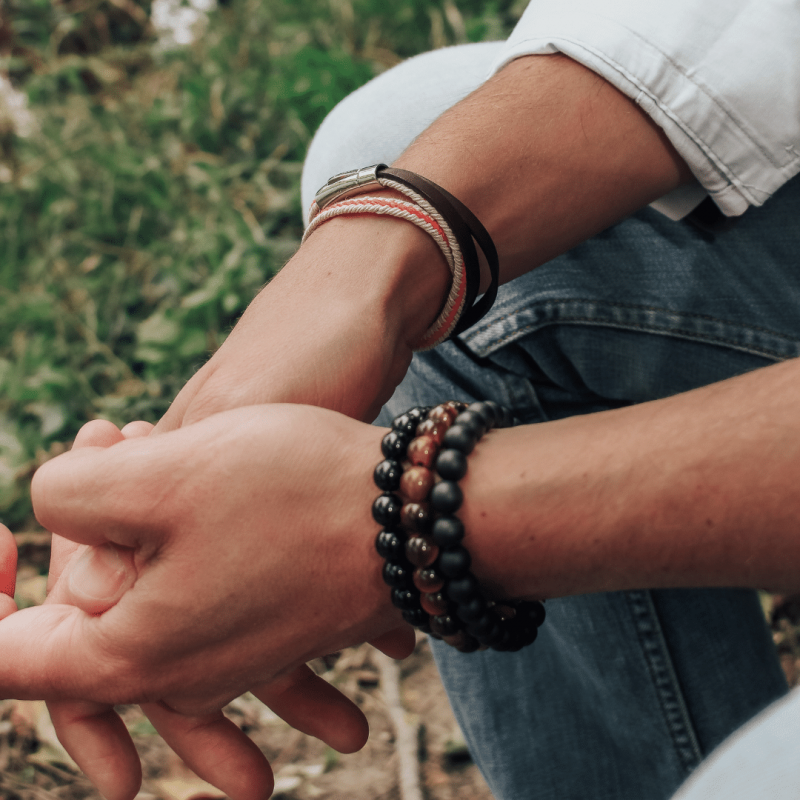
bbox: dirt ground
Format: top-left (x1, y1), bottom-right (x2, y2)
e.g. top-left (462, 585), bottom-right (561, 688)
top-left (2, 532), bottom-right (799, 800)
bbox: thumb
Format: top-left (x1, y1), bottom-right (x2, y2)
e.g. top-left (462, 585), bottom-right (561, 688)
top-left (47, 543), bottom-right (136, 615)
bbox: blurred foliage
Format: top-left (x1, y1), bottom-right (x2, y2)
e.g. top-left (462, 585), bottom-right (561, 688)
top-left (0, 0), bottom-right (524, 528)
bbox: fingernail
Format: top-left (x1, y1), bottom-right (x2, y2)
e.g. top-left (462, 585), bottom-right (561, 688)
top-left (68, 543), bottom-right (134, 612)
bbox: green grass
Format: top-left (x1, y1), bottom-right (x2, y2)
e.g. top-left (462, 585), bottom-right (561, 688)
top-left (0, 0), bottom-right (524, 529)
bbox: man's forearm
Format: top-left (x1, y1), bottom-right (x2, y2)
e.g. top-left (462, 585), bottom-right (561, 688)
top-left (160, 54), bottom-right (693, 430)
top-left (394, 54), bottom-right (693, 287)
top-left (462, 357), bottom-right (800, 600)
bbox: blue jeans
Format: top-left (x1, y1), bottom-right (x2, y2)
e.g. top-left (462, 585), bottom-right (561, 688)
top-left (303, 44), bottom-right (796, 800)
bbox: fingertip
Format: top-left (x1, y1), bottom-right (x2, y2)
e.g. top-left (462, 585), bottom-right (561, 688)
top-left (0, 593), bottom-right (17, 618)
top-left (73, 419), bottom-right (125, 450)
top-left (120, 420), bottom-right (154, 439)
top-left (253, 667), bottom-right (369, 755)
top-left (48, 702), bottom-right (143, 800)
top-left (0, 523), bottom-right (17, 599)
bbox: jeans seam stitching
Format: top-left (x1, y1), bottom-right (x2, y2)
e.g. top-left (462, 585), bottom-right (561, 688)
top-left (466, 298), bottom-right (800, 345)
top-left (626, 590), bottom-right (704, 775)
top-left (465, 316), bottom-right (791, 360)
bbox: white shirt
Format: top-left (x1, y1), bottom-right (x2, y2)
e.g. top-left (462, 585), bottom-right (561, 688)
top-left (491, 1), bottom-right (800, 219)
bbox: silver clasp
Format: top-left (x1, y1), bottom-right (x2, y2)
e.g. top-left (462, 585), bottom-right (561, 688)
top-left (313, 164), bottom-right (385, 210)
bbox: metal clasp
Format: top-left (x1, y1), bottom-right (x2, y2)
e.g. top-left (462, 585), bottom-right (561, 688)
top-left (313, 164), bottom-right (385, 210)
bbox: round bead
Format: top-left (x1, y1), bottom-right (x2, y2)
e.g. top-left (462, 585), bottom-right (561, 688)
top-left (435, 449), bottom-right (468, 481)
top-left (407, 435), bottom-right (439, 468)
top-left (483, 400), bottom-right (503, 423)
top-left (432, 516), bottom-right (464, 547)
top-left (428, 405), bottom-right (457, 426)
top-left (454, 410), bottom-right (486, 437)
top-left (455, 633), bottom-right (480, 653)
top-left (444, 400), bottom-right (467, 415)
top-left (372, 493), bottom-right (402, 527)
top-left (391, 587), bottom-right (420, 611)
top-left (421, 591), bottom-right (449, 616)
top-left (430, 481), bottom-right (463, 514)
top-left (406, 407), bottom-right (428, 422)
top-left (438, 546), bottom-right (471, 578)
top-left (442, 630), bottom-right (471, 650)
top-left (467, 611), bottom-right (496, 637)
top-left (521, 600), bottom-right (546, 628)
top-left (402, 607), bottom-right (429, 628)
top-left (399, 465), bottom-right (435, 502)
top-left (455, 595), bottom-right (488, 622)
top-left (482, 624), bottom-right (505, 648)
top-left (468, 401), bottom-right (496, 428)
top-left (392, 413), bottom-right (419, 437)
top-left (400, 502), bottom-right (431, 533)
top-left (382, 430), bottom-right (411, 459)
top-left (446, 573), bottom-right (479, 603)
top-left (415, 418), bottom-right (448, 445)
top-left (373, 459), bottom-right (403, 491)
top-left (382, 561), bottom-right (413, 588)
top-left (413, 567), bottom-right (444, 593)
top-left (442, 424), bottom-right (478, 454)
top-left (430, 614), bottom-right (461, 637)
top-left (375, 530), bottom-right (404, 560)
top-left (405, 535), bottom-right (439, 567)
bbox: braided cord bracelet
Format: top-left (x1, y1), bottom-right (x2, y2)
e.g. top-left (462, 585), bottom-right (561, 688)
top-left (306, 164), bottom-right (499, 351)
top-left (372, 401), bottom-right (546, 653)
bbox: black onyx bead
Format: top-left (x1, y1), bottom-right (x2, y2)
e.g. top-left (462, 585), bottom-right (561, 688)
top-left (495, 404), bottom-right (514, 428)
top-left (520, 600), bottom-right (546, 628)
top-left (381, 430), bottom-right (411, 460)
top-left (430, 481), bottom-right (463, 514)
top-left (491, 630), bottom-right (514, 652)
top-left (391, 587), bottom-right (420, 610)
top-left (435, 449), bottom-right (468, 481)
top-left (454, 410), bottom-right (487, 437)
top-left (402, 607), bottom-right (429, 628)
top-left (442, 424), bottom-right (478, 454)
top-left (373, 459), bottom-right (403, 491)
top-left (432, 516), bottom-right (465, 547)
top-left (455, 595), bottom-right (488, 622)
top-left (467, 611), bottom-right (497, 637)
top-left (406, 406), bottom-right (428, 422)
top-left (477, 623), bottom-right (503, 647)
top-left (468, 402), bottom-right (496, 428)
top-left (438, 545), bottom-right (471, 578)
top-left (372, 493), bottom-right (402, 527)
top-left (457, 634), bottom-right (480, 654)
top-left (392, 413), bottom-right (419, 437)
top-left (446, 573), bottom-right (479, 603)
top-left (430, 614), bottom-right (461, 637)
top-left (382, 561), bottom-right (413, 588)
top-left (375, 530), bottom-right (404, 560)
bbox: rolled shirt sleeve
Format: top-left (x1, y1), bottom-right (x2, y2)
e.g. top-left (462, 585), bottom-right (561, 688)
top-left (491, 0), bottom-right (800, 217)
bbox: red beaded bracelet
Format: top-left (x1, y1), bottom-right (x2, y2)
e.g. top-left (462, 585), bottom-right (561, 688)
top-left (372, 401), bottom-right (545, 653)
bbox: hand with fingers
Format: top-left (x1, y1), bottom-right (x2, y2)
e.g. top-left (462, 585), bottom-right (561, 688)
top-left (28, 407), bottom-right (414, 800)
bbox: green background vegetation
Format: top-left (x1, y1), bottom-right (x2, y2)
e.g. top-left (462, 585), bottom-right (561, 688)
top-left (0, 0), bottom-right (524, 529)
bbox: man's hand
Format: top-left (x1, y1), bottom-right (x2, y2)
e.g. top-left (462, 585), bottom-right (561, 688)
top-left (25, 407), bottom-right (414, 800)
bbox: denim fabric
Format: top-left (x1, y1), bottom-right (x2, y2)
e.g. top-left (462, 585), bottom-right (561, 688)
top-left (303, 43), bottom-right (795, 800)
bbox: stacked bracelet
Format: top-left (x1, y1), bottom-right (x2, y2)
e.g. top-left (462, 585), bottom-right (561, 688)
top-left (306, 165), bottom-right (499, 351)
top-left (372, 401), bottom-right (545, 653)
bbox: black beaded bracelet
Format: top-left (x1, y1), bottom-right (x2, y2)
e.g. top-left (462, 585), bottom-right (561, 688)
top-left (372, 401), bottom-right (545, 653)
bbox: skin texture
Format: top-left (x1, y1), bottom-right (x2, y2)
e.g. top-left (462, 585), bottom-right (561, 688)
top-left (11, 54), bottom-right (701, 799)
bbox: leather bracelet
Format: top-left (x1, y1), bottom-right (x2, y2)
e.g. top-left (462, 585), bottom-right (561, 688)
top-left (311, 164), bottom-right (499, 339)
top-left (372, 401), bottom-right (545, 653)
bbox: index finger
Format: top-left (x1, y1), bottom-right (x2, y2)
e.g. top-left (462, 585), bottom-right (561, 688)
top-left (32, 441), bottom-right (173, 551)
